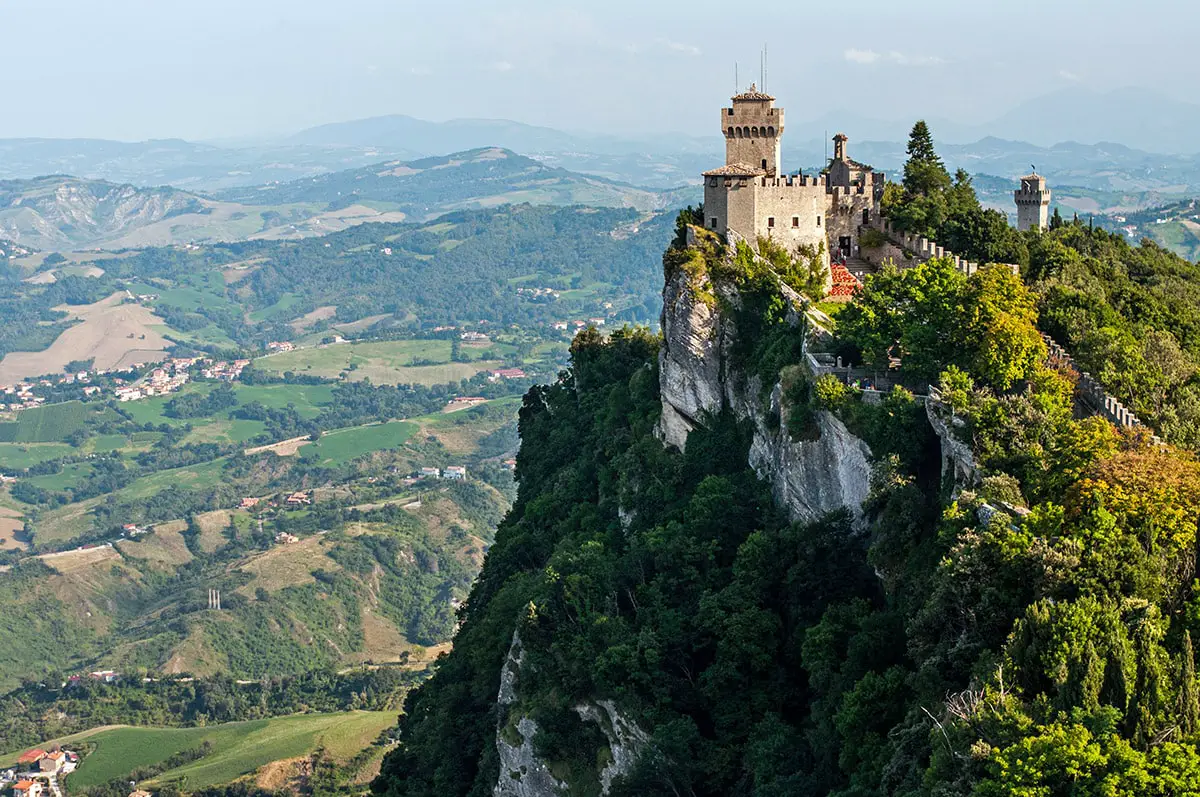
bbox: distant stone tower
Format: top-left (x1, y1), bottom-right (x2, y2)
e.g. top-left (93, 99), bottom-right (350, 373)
top-left (1014, 173), bottom-right (1051, 231)
top-left (721, 83), bottom-right (783, 177)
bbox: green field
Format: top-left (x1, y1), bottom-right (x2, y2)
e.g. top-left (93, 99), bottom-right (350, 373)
top-left (29, 462), bottom-right (95, 491)
top-left (302, 421), bottom-right (417, 466)
top-left (232, 383), bottom-right (334, 419)
top-left (254, 339), bottom-right (512, 385)
top-left (1, 711), bottom-right (394, 790)
top-left (0, 442), bottom-right (72, 469)
top-left (119, 457), bottom-right (229, 500)
top-left (249, 292), bottom-right (302, 323)
top-left (0, 402), bottom-right (119, 443)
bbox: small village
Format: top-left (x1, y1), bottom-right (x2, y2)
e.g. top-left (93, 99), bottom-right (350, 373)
top-left (0, 356), bottom-right (250, 413)
top-left (2, 746), bottom-right (81, 797)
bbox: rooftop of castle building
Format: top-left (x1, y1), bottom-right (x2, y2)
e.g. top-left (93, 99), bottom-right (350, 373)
top-left (732, 83), bottom-right (774, 102)
top-left (703, 162), bottom-right (768, 177)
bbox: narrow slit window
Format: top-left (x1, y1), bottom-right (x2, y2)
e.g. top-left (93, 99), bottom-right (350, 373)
top-left (792, 217), bottom-right (799, 227)
top-left (816, 215), bottom-right (822, 227)
top-left (767, 217), bottom-right (775, 228)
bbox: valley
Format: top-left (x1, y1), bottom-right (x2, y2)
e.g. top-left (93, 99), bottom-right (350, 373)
top-left (0, 157), bottom-right (675, 793)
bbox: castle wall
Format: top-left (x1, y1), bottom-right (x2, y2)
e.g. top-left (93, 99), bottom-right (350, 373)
top-left (754, 177), bottom-right (828, 262)
top-left (703, 178), bottom-right (759, 244)
top-left (826, 188), bottom-right (877, 259)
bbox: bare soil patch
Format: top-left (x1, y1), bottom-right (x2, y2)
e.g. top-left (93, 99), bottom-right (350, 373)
top-left (289, 305), bottom-right (337, 333)
top-left (0, 506), bottom-right (27, 551)
top-left (244, 435), bottom-right (312, 457)
top-left (194, 510), bottom-right (232, 552)
top-left (0, 292), bottom-right (169, 383)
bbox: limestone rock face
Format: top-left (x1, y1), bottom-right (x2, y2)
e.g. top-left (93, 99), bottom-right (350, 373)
top-left (573, 701), bottom-right (650, 794)
top-left (494, 632), bottom-right (567, 797)
top-left (925, 397), bottom-right (978, 494)
top-left (657, 268), bottom-right (724, 450)
top-left (657, 262), bottom-right (874, 525)
top-left (493, 632), bottom-right (649, 796)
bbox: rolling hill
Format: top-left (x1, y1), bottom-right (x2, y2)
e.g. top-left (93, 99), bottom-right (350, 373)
top-left (216, 146), bottom-right (681, 218)
top-left (0, 152), bottom-right (689, 251)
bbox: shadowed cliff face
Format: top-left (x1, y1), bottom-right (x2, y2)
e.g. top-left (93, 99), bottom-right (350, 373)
top-left (657, 262), bottom-right (874, 527)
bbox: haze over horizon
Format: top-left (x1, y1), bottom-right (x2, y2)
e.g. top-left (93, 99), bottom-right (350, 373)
top-left (2, 0), bottom-right (1197, 147)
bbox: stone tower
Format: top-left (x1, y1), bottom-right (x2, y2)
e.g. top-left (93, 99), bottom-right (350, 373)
top-left (721, 84), bottom-right (783, 177)
top-left (1014, 173), bottom-right (1051, 231)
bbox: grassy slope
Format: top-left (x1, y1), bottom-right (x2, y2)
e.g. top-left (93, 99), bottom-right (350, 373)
top-left (0, 711), bottom-right (395, 790)
top-left (253, 339), bottom-right (515, 386)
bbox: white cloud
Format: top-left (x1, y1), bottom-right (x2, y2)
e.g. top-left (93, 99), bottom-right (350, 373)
top-left (659, 38), bottom-right (701, 56)
top-left (490, 60), bottom-right (515, 73)
top-left (408, 66), bottom-right (433, 77)
top-left (844, 48), bottom-right (943, 67)
top-left (1058, 69), bottom-right (1081, 81)
top-left (844, 48), bottom-right (881, 65)
top-left (887, 51), bottom-right (945, 66)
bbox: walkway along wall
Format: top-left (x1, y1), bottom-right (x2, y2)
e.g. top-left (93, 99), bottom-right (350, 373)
top-left (1043, 334), bottom-right (1166, 446)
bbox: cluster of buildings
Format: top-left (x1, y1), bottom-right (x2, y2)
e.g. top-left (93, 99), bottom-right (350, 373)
top-left (266, 341), bottom-right (296, 353)
top-left (199, 359), bottom-right (250, 381)
top-left (460, 331), bottom-right (490, 343)
top-left (114, 359), bottom-right (197, 402)
top-left (550, 318), bottom-right (607, 332)
top-left (487, 368), bottom-right (526, 381)
top-left (0, 383), bottom-right (49, 411)
top-left (0, 353), bottom-right (249, 413)
top-left (3, 746), bottom-right (80, 797)
top-left (516, 286), bottom-right (560, 301)
top-left (418, 466), bottom-right (467, 480)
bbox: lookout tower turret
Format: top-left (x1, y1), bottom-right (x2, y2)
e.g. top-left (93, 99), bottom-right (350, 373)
top-left (721, 84), bottom-right (783, 178)
top-left (1014, 173), bottom-right (1051, 232)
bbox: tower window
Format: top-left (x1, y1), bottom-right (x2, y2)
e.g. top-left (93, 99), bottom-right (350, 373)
top-left (816, 216), bottom-right (822, 227)
top-left (767, 217), bottom-right (775, 228)
top-left (710, 217), bottom-right (717, 229)
top-left (792, 217), bottom-right (799, 227)
top-left (761, 159), bottom-right (767, 171)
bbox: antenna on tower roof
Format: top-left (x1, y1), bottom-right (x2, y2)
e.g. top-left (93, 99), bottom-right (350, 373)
top-left (735, 61), bottom-right (738, 94)
top-left (763, 43), bottom-right (767, 92)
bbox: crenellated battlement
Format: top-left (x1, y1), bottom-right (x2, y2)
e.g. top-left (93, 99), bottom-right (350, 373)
top-left (1042, 334), bottom-right (1165, 446)
top-left (760, 174), bottom-right (827, 189)
top-left (862, 214), bottom-right (1008, 277)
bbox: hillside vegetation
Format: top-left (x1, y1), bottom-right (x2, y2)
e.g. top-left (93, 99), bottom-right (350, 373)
top-left (372, 132), bottom-right (1200, 796)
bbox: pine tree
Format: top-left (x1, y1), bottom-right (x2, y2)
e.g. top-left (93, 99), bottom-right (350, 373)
top-left (902, 120), bottom-right (950, 197)
top-left (1180, 631), bottom-right (1199, 733)
top-left (906, 120), bottom-right (942, 167)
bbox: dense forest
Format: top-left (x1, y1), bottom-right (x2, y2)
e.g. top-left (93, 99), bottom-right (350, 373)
top-left (371, 128), bottom-right (1200, 795)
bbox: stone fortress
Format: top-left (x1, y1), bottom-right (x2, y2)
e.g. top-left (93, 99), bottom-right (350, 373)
top-left (1014, 172), bottom-right (1051, 231)
top-left (702, 84), bottom-right (885, 269)
top-left (701, 85), bottom-right (1051, 273)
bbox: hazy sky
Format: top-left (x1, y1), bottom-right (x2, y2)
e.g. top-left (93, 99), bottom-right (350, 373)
top-left (1, 0), bottom-right (1195, 141)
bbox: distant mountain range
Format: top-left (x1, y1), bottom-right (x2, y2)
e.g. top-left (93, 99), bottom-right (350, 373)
top-left (0, 149), bottom-right (686, 251)
top-left (1, 87), bottom-right (1199, 196)
top-left (4, 85), bottom-right (1200, 254)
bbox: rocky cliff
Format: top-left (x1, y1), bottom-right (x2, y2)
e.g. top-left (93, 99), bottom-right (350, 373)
top-left (0, 176), bottom-right (202, 250)
top-left (493, 632), bottom-right (649, 796)
top-left (657, 251), bottom-right (874, 526)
